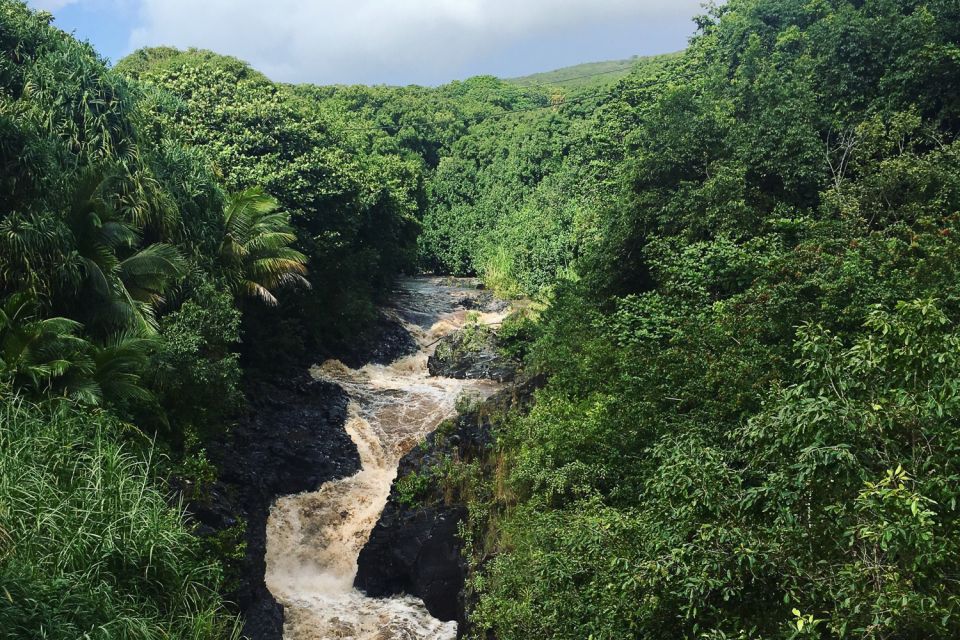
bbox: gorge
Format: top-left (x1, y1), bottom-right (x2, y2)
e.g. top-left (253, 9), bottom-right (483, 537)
top-left (264, 278), bottom-right (508, 639)
top-left (4, 2), bottom-right (960, 639)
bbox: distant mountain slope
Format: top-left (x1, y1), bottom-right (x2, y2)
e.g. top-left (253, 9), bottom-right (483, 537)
top-left (504, 52), bottom-right (682, 89)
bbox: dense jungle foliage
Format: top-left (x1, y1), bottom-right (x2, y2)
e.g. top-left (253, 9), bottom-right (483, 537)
top-left (452, 2), bottom-right (960, 640)
top-left (0, 1), bottom-right (558, 636)
top-left (4, 0), bottom-right (960, 638)
top-left (1, 2), bottom-right (245, 635)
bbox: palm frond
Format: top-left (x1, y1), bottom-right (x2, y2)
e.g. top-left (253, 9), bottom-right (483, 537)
top-left (219, 187), bottom-right (308, 306)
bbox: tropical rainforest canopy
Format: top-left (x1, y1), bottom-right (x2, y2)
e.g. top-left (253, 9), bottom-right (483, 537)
top-left (2, 0), bottom-right (960, 637)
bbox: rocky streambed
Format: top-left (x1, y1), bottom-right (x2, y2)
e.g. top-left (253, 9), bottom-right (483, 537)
top-left (193, 277), bottom-right (531, 639)
top-left (188, 311), bottom-right (419, 639)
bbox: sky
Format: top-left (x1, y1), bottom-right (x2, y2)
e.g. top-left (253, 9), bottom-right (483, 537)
top-left (26, 0), bottom-right (707, 86)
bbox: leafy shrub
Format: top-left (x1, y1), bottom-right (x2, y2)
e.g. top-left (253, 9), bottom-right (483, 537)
top-left (396, 470), bottom-right (432, 508)
top-left (149, 278), bottom-right (242, 446)
top-left (496, 311), bottom-right (540, 362)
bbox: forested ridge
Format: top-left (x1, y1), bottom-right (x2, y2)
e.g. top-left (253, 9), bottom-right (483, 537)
top-left (2, 0), bottom-right (960, 638)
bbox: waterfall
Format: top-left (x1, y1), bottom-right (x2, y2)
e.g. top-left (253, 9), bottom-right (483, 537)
top-left (264, 277), bottom-right (506, 639)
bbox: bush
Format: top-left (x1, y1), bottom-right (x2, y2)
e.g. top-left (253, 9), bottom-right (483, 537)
top-left (496, 311), bottom-right (541, 362)
top-left (396, 470), bottom-right (432, 508)
top-left (149, 278), bottom-right (242, 447)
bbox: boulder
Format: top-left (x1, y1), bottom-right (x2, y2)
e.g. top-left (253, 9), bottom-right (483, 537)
top-left (427, 325), bottom-right (519, 382)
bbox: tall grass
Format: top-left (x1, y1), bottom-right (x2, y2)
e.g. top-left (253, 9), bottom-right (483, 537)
top-left (480, 246), bottom-right (523, 300)
top-left (0, 393), bottom-right (240, 639)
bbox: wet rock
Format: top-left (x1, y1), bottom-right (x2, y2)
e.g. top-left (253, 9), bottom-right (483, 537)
top-left (356, 503), bottom-right (467, 622)
top-left (186, 277), bottom-right (518, 639)
top-left (193, 371), bottom-right (361, 640)
top-left (355, 374), bottom-right (546, 633)
top-left (427, 326), bottom-right (519, 383)
top-left (481, 297), bottom-right (511, 315)
top-left (455, 296), bottom-right (480, 310)
top-left (333, 312), bottom-right (419, 369)
top-left (455, 292), bottom-right (509, 314)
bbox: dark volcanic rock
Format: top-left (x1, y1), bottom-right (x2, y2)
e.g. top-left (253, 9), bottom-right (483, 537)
top-left (194, 371), bottom-right (361, 640)
top-left (356, 504), bottom-right (468, 622)
top-left (335, 312), bottom-right (418, 369)
top-left (198, 311), bottom-right (413, 637)
top-left (455, 292), bottom-right (510, 314)
top-left (427, 327), bottom-right (519, 383)
top-left (187, 279), bottom-right (516, 638)
top-left (355, 374), bottom-right (545, 633)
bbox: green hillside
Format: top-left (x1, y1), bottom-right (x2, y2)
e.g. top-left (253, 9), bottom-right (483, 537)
top-left (504, 52), bottom-right (681, 89)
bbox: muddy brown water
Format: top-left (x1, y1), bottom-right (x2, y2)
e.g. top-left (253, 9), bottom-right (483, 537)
top-left (265, 277), bottom-right (507, 639)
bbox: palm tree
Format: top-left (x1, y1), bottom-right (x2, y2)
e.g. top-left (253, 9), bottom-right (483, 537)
top-left (220, 187), bottom-right (309, 306)
top-left (0, 295), bottom-right (156, 409)
top-left (69, 332), bottom-right (156, 408)
top-left (0, 294), bottom-right (91, 396)
top-left (65, 167), bottom-right (186, 334)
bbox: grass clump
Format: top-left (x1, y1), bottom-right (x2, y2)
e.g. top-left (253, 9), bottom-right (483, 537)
top-left (0, 393), bottom-right (239, 640)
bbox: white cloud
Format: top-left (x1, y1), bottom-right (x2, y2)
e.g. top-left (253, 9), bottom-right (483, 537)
top-left (128, 0), bottom-right (703, 85)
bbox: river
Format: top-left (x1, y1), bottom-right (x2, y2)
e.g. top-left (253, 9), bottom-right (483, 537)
top-left (264, 277), bottom-right (507, 639)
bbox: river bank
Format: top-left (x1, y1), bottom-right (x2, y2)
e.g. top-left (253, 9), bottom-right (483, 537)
top-left (200, 277), bottom-right (515, 639)
top-left (355, 371), bottom-right (545, 633)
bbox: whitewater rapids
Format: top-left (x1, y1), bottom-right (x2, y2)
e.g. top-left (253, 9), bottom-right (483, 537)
top-left (264, 277), bottom-right (506, 640)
